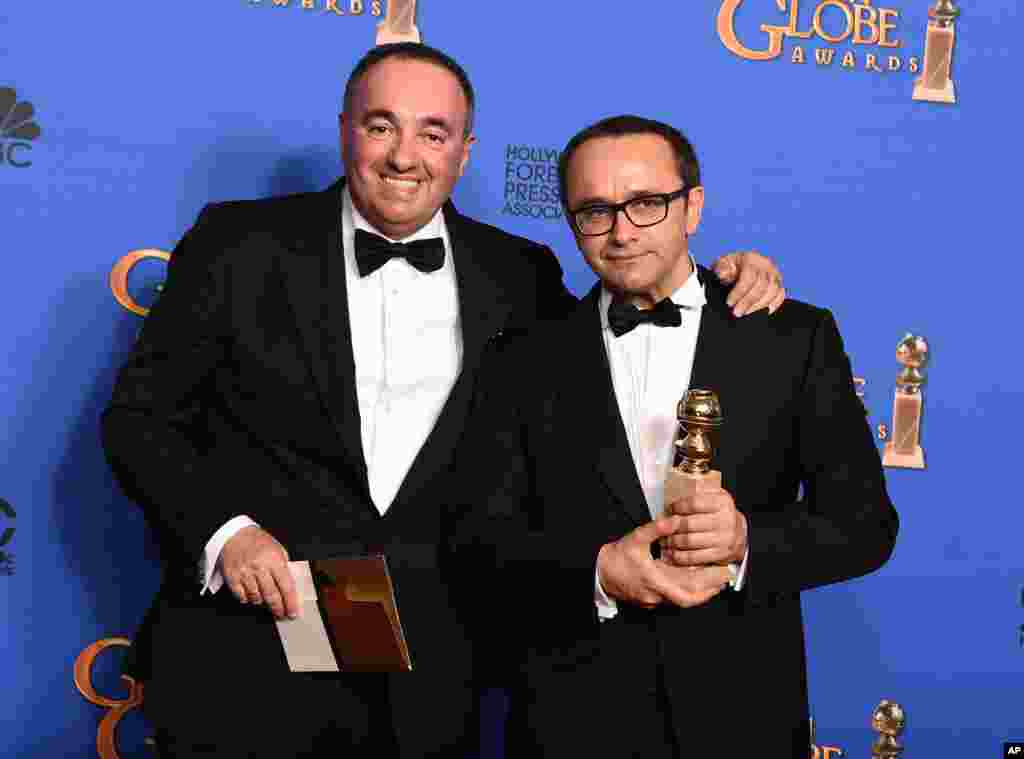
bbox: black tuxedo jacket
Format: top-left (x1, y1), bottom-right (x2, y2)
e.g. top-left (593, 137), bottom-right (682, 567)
top-left (101, 179), bottom-right (575, 753)
top-left (454, 269), bottom-right (898, 758)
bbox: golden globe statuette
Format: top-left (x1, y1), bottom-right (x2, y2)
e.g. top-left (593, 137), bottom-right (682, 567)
top-left (870, 700), bottom-right (906, 758)
top-left (913, 0), bottom-right (959, 104)
top-left (882, 334), bottom-right (929, 469)
top-left (376, 0), bottom-right (420, 45)
top-left (665, 389), bottom-right (723, 512)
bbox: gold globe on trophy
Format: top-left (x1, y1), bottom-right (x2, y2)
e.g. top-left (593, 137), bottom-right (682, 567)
top-left (672, 389), bottom-right (723, 477)
top-left (870, 699), bottom-right (906, 757)
top-left (895, 335), bottom-right (929, 393)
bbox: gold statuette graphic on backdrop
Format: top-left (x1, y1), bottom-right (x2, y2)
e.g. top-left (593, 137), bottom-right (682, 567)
top-left (870, 699), bottom-right (906, 758)
top-left (913, 0), bottom-right (959, 103)
top-left (883, 334), bottom-right (929, 469)
top-left (665, 389), bottom-right (724, 511)
top-left (376, 0), bottom-right (420, 44)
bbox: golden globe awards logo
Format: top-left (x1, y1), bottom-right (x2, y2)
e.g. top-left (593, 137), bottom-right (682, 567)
top-left (0, 87), bottom-right (42, 169)
top-left (246, 0), bottom-right (383, 16)
top-left (502, 145), bottom-right (563, 221)
top-left (717, 0), bottom-right (922, 76)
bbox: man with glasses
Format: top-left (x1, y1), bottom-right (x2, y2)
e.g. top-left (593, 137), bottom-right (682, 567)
top-left (456, 115), bottom-right (898, 758)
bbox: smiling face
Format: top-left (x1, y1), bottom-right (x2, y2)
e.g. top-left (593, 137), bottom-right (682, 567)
top-left (340, 57), bottom-right (474, 240)
top-left (564, 133), bottom-right (704, 308)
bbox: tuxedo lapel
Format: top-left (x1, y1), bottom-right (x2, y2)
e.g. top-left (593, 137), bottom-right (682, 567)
top-left (689, 268), bottom-right (735, 392)
top-left (445, 203), bottom-right (509, 375)
top-left (572, 287), bottom-right (651, 528)
top-left (279, 179), bottom-right (370, 497)
top-left (689, 267), bottom-right (737, 474)
top-left (387, 203), bottom-right (510, 511)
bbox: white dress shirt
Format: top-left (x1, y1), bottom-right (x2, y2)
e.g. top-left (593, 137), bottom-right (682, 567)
top-left (200, 187), bottom-right (461, 594)
top-left (594, 258), bottom-right (747, 620)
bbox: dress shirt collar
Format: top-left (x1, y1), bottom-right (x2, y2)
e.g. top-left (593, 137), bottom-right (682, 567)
top-left (599, 254), bottom-right (706, 332)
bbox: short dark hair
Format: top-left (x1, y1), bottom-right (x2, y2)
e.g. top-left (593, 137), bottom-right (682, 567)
top-left (558, 115), bottom-right (701, 207)
top-left (343, 43), bottom-right (476, 136)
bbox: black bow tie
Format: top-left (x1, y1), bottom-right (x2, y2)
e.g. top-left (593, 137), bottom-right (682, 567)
top-left (354, 228), bottom-right (445, 277)
top-left (607, 297), bottom-right (682, 337)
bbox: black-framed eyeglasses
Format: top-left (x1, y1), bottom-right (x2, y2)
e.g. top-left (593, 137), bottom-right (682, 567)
top-left (569, 188), bottom-right (689, 237)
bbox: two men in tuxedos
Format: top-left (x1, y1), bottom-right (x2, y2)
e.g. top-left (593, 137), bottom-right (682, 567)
top-left (102, 44), bottom-right (785, 757)
top-left (456, 115), bottom-right (898, 758)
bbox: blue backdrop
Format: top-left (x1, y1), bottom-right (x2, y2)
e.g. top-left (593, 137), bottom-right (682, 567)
top-left (2, 1), bottom-right (1021, 756)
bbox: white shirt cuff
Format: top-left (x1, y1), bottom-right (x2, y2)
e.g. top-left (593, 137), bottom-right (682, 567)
top-left (595, 565), bottom-right (619, 621)
top-left (199, 515), bottom-right (258, 595)
top-left (730, 546), bottom-right (750, 591)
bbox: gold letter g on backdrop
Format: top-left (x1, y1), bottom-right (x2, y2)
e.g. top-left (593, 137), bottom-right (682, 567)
top-left (718, 0), bottom-right (792, 61)
top-left (110, 249), bottom-right (170, 317)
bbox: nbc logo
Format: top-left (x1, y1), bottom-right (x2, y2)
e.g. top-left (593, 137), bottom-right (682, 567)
top-left (1, 87), bottom-right (42, 169)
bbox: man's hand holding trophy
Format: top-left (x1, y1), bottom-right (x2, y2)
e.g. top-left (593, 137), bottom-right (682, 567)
top-left (661, 389), bottom-right (744, 590)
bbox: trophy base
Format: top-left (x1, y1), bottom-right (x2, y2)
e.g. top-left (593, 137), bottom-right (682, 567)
top-left (912, 78), bottom-right (956, 104)
top-left (665, 468), bottom-right (721, 512)
top-left (882, 443), bottom-right (925, 469)
top-left (376, 23), bottom-right (421, 45)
